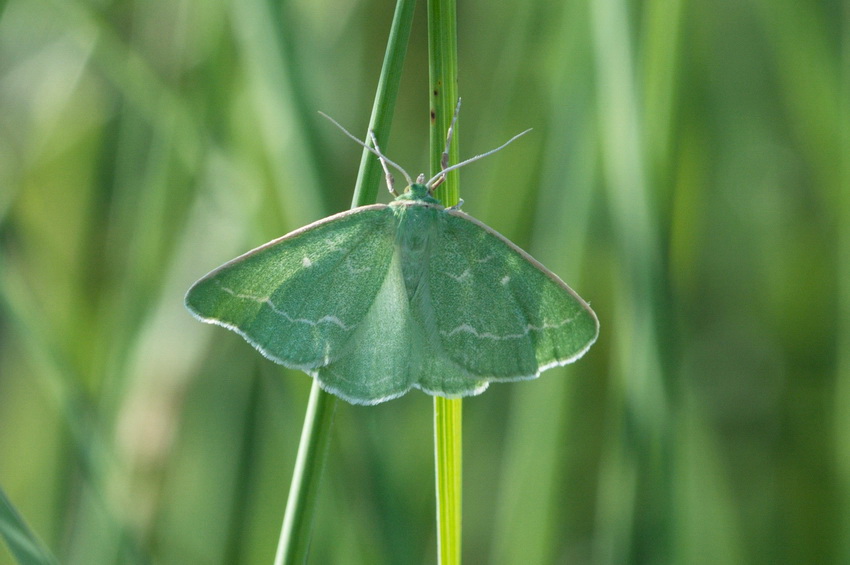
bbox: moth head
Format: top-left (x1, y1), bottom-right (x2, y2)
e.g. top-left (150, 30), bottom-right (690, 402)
top-left (408, 181), bottom-right (430, 200)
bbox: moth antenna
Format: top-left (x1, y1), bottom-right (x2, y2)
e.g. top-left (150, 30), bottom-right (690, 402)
top-left (318, 111), bottom-right (414, 188)
top-left (425, 128), bottom-right (533, 189)
top-left (369, 131), bottom-right (399, 196)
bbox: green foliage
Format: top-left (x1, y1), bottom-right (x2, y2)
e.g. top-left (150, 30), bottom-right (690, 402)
top-left (0, 0), bottom-right (845, 563)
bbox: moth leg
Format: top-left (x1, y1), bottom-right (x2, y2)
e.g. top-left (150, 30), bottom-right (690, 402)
top-left (429, 98), bottom-right (463, 194)
top-left (448, 198), bottom-right (465, 211)
top-left (427, 98), bottom-right (462, 194)
top-left (369, 131), bottom-right (399, 197)
top-left (443, 98), bottom-right (462, 168)
top-left (430, 174), bottom-right (446, 191)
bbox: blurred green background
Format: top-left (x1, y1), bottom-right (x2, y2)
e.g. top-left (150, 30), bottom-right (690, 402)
top-left (1, 0), bottom-right (847, 563)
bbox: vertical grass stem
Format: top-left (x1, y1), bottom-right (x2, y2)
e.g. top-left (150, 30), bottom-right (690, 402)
top-left (428, 0), bottom-right (462, 563)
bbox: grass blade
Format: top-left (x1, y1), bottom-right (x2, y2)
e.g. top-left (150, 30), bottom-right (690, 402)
top-left (428, 0), bottom-right (463, 563)
top-left (0, 485), bottom-right (58, 565)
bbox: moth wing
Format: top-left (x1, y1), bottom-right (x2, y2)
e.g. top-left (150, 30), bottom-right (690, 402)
top-left (315, 248), bottom-right (419, 405)
top-left (185, 205), bottom-right (397, 370)
top-left (428, 210), bottom-right (599, 381)
top-left (317, 205), bottom-right (487, 404)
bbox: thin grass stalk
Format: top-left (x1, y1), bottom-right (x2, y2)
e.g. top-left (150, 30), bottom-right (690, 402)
top-left (352, 0), bottom-right (418, 208)
top-left (272, 0), bottom-right (417, 562)
top-left (0, 485), bottom-right (60, 565)
top-left (427, 0), bottom-right (462, 563)
top-left (433, 396), bottom-right (462, 564)
top-left (837, 1), bottom-right (850, 561)
top-left (274, 384), bottom-right (337, 565)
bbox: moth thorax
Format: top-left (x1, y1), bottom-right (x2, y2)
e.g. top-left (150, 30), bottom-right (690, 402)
top-left (397, 208), bottom-right (434, 299)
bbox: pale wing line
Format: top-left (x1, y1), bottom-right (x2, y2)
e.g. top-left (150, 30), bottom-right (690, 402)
top-left (216, 282), bottom-right (355, 331)
top-left (440, 315), bottom-right (577, 341)
top-left (434, 209), bottom-right (600, 376)
top-left (441, 268), bottom-right (471, 282)
top-left (444, 208), bottom-right (599, 330)
top-left (185, 205), bottom-right (394, 374)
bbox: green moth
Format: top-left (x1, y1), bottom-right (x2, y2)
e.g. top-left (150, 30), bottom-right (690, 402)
top-left (186, 109), bottom-right (599, 405)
